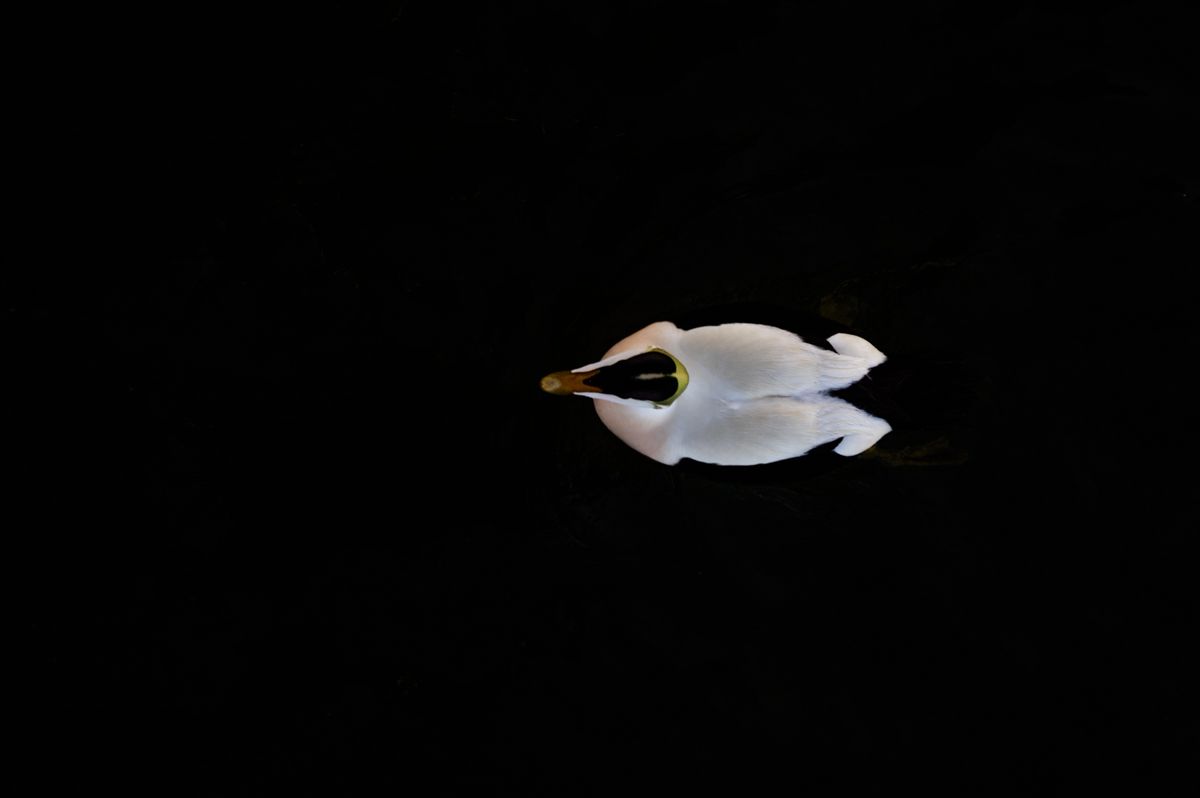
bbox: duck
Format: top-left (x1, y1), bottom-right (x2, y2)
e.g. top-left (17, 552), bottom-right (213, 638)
top-left (540, 321), bottom-right (891, 466)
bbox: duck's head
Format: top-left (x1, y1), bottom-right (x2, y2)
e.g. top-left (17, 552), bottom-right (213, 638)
top-left (540, 347), bottom-right (689, 408)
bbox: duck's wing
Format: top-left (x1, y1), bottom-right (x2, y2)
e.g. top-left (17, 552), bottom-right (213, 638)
top-left (670, 392), bottom-right (892, 466)
top-left (678, 324), bottom-right (885, 400)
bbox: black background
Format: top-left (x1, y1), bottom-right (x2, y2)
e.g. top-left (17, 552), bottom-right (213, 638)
top-left (44, 2), bottom-right (1197, 794)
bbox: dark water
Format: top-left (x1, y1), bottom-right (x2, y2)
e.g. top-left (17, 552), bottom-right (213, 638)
top-left (44, 3), bottom-right (1197, 794)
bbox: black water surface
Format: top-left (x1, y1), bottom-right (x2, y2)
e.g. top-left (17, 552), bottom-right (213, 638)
top-left (41, 3), bottom-right (1198, 795)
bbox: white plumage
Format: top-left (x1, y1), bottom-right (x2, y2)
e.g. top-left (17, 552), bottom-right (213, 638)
top-left (543, 321), bottom-right (891, 466)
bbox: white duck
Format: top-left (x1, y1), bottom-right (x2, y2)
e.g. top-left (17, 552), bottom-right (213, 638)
top-left (540, 321), bottom-right (891, 465)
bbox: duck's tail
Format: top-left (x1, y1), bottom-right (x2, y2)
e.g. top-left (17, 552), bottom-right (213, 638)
top-left (826, 333), bottom-right (887, 368)
top-left (811, 333), bottom-right (887, 393)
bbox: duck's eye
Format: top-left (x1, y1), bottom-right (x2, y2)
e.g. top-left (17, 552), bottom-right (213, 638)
top-left (581, 350), bottom-right (688, 405)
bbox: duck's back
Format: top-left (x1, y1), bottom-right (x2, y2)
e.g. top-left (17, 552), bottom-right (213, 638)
top-left (678, 323), bottom-right (884, 400)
